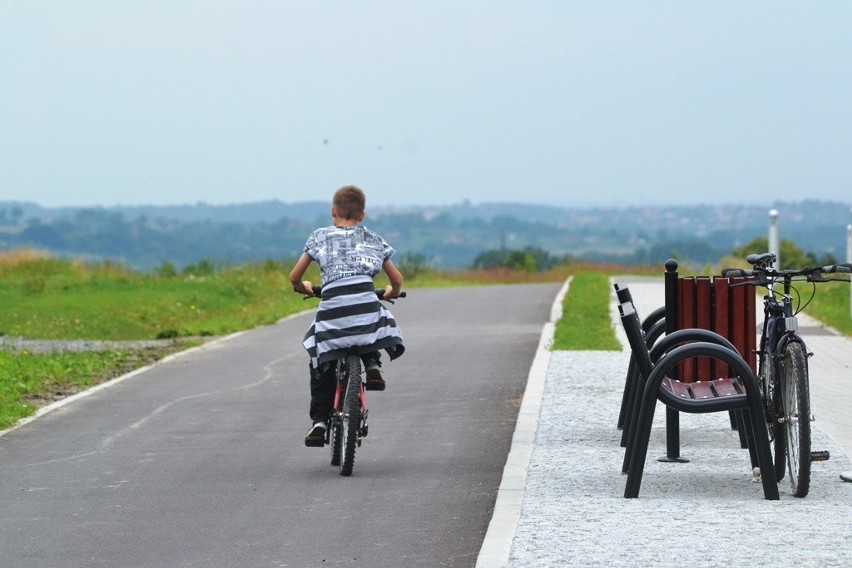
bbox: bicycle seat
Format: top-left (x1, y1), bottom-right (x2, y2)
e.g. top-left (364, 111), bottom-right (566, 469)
top-left (747, 252), bottom-right (776, 267)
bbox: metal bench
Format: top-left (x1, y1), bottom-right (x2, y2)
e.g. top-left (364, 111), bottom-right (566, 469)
top-left (616, 283), bottom-right (751, 472)
top-left (619, 299), bottom-right (779, 500)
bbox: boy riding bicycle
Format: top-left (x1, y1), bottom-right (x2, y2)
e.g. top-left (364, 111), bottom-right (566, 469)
top-left (289, 185), bottom-right (405, 447)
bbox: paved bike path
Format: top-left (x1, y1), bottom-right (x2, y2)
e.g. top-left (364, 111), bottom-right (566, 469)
top-left (481, 276), bottom-right (852, 567)
top-left (0, 283), bottom-right (562, 567)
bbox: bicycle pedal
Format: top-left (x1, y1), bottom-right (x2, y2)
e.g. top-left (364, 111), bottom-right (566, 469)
top-left (811, 450), bottom-right (830, 461)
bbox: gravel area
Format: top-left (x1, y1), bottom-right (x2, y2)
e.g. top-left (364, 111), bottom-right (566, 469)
top-left (0, 336), bottom-right (204, 353)
top-left (508, 350), bottom-right (852, 567)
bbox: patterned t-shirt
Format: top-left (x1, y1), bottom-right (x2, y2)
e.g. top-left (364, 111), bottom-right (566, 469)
top-left (304, 225), bottom-right (395, 286)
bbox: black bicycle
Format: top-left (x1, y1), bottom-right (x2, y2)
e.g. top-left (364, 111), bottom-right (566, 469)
top-left (723, 254), bottom-right (851, 497)
top-left (306, 286), bottom-right (404, 476)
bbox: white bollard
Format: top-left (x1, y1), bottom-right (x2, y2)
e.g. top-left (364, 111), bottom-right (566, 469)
top-left (769, 209), bottom-right (780, 268)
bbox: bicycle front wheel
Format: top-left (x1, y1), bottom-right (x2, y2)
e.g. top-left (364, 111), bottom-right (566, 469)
top-left (329, 363), bottom-right (344, 466)
top-left (781, 342), bottom-right (811, 497)
top-left (340, 355), bottom-right (362, 477)
top-left (760, 348), bottom-right (785, 482)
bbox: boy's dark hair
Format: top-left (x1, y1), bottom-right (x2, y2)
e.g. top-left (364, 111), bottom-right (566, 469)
top-left (333, 185), bottom-right (366, 220)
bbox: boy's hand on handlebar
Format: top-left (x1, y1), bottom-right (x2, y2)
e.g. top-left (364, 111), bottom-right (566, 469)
top-left (293, 280), bottom-right (314, 295)
top-left (381, 284), bottom-right (398, 301)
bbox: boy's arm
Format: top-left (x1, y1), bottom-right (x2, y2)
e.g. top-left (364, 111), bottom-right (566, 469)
top-left (381, 258), bottom-right (403, 300)
top-left (289, 253), bottom-right (314, 294)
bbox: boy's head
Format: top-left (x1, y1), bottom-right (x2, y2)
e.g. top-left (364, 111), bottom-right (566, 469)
top-left (332, 185), bottom-right (366, 221)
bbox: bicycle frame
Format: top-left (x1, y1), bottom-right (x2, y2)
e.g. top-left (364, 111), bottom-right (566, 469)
top-left (767, 273), bottom-right (809, 352)
top-left (758, 273), bottom-right (811, 422)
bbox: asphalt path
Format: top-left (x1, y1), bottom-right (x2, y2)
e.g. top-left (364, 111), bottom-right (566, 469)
top-left (0, 282), bottom-right (561, 567)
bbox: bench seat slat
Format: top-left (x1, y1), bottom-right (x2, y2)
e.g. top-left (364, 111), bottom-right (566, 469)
top-left (661, 377), bottom-right (744, 400)
top-left (662, 377), bottom-right (692, 399)
top-left (688, 381), bottom-right (716, 400)
top-left (711, 378), bottom-right (743, 397)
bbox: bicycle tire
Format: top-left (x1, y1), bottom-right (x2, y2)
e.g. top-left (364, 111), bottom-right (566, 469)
top-left (760, 348), bottom-right (786, 481)
top-left (782, 342), bottom-right (811, 497)
top-left (327, 362), bottom-right (344, 466)
top-left (340, 355), bottom-right (362, 476)
top-left (330, 423), bottom-right (342, 466)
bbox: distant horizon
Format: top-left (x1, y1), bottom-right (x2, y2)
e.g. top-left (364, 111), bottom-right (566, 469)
top-left (3, 196), bottom-right (851, 212)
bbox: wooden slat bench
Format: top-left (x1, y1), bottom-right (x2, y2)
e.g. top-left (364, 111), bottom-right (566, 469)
top-left (619, 299), bottom-right (778, 500)
top-left (616, 283), bottom-right (751, 474)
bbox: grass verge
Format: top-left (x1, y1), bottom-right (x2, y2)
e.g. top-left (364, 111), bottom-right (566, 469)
top-left (802, 281), bottom-right (852, 335)
top-left (552, 272), bottom-right (621, 351)
top-left (0, 343), bottom-right (193, 430)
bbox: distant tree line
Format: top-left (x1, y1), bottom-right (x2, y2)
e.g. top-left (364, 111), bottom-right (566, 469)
top-left (730, 237), bottom-right (838, 269)
top-left (1, 201), bottom-right (846, 271)
top-left (471, 247), bottom-right (567, 272)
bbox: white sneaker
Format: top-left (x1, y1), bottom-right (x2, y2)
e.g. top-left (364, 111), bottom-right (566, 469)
top-left (365, 365), bottom-right (386, 391)
top-left (304, 422), bottom-right (327, 447)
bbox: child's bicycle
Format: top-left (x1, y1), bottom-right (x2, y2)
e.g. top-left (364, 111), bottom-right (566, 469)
top-left (723, 254), bottom-right (851, 497)
top-left (306, 286), bottom-right (405, 476)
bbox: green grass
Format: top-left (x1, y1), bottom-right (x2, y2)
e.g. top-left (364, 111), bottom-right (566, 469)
top-left (1, 250), bottom-right (847, 430)
top-left (0, 259), bottom-right (316, 340)
top-left (552, 271), bottom-right (621, 351)
top-left (0, 345), bottom-right (188, 429)
top-left (801, 280), bottom-right (852, 335)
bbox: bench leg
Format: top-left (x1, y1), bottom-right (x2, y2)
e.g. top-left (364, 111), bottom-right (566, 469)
top-left (735, 410), bottom-right (752, 453)
top-left (658, 407), bottom-right (689, 463)
top-left (618, 355), bottom-right (637, 431)
top-left (621, 366), bottom-right (646, 473)
top-left (744, 407), bottom-right (780, 500)
top-left (733, 410), bottom-right (749, 449)
top-left (624, 386), bottom-right (658, 498)
top-left (620, 364), bottom-right (641, 448)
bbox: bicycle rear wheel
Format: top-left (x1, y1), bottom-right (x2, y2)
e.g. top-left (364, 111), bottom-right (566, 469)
top-left (340, 355), bottom-right (362, 476)
top-left (781, 342), bottom-right (811, 497)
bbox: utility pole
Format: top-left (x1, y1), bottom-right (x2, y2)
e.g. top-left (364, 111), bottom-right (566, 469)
top-left (768, 209), bottom-right (780, 268)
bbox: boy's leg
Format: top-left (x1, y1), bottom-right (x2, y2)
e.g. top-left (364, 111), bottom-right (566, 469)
top-left (362, 352), bottom-right (385, 391)
top-left (306, 363), bottom-right (336, 446)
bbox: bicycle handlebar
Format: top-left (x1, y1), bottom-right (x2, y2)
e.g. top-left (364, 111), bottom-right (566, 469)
top-left (722, 262), bottom-right (852, 282)
top-left (306, 285), bottom-right (407, 300)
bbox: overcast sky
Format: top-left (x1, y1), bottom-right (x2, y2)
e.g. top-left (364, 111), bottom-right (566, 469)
top-left (2, 1), bottom-right (851, 210)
